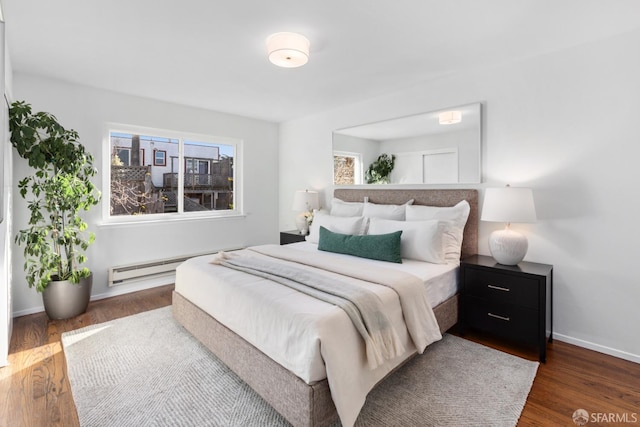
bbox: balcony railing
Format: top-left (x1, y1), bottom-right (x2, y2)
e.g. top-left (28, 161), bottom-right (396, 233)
top-left (163, 173), bottom-right (232, 190)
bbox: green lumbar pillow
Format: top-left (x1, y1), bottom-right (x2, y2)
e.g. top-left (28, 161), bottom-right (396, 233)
top-left (318, 226), bottom-right (403, 263)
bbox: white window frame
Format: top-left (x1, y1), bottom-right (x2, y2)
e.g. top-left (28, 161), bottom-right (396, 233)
top-left (103, 124), bottom-right (243, 224)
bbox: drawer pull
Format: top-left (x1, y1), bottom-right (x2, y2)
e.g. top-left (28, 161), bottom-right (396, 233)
top-left (488, 312), bottom-right (510, 322)
top-left (487, 284), bottom-right (510, 292)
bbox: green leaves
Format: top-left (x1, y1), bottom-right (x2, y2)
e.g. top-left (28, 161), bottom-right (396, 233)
top-left (9, 101), bottom-right (101, 292)
top-left (365, 153), bottom-right (396, 184)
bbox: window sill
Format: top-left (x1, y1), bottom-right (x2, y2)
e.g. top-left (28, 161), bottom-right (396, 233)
top-left (97, 212), bottom-right (246, 228)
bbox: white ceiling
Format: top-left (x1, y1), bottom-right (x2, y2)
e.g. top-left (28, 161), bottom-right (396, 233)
top-left (3, 0), bottom-right (640, 123)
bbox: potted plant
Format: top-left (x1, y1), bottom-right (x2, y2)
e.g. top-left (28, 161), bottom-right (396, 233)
top-left (365, 153), bottom-right (395, 184)
top-left (9, 101), bottom-right (101, 320)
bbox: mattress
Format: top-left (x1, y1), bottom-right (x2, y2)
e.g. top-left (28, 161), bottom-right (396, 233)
top-left (289, 241), bottom-right (459, 307)
top-left (175, 243), bottom-right (456, 426)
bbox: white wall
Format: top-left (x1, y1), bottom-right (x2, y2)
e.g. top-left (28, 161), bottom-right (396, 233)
top-left (12, 74), bottom-right (279, 315)
top-left (279, 29), bottom-right (640, 363)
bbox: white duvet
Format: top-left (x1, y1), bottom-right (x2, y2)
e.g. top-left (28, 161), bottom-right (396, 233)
top-left (175, 243), bottom-right (449, 427)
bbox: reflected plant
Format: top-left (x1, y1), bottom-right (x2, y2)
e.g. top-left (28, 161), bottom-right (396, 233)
top-left (365, 153), bottom-right (395, 184)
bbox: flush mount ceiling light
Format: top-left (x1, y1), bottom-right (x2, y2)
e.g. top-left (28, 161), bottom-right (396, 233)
top-left (266, 32), bottom-right (310, 68)
top-left (438, 110), bottom-right (462, 125)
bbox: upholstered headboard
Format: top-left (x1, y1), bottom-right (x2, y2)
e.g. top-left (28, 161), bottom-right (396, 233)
top-left (333, 188), bottom-right (478, 259)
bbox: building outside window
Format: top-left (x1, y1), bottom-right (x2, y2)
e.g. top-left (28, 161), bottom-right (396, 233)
top-left (108, 129), bottom-right (240, 219)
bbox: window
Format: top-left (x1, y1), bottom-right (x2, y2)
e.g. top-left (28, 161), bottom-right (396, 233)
top-left (112, 147), bottom-right (145, 166)
top-left (153, 149), bottom-right (166, 166)
top-left (186, 158), bottom-right (211, 186)
top-left (333, 151), bottom-right (362, 185)
top-left (115, 147), bottom-right (131, 165)
top-left (108, 129), bottom-right (241, 219)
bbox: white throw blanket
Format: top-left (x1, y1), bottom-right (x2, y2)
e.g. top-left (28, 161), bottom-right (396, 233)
top-left (211, 251), bottom-right (405, 368)
top-left (248, 245), bottom-right (442, 354)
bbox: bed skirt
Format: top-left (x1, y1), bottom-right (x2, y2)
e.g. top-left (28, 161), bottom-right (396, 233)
top-left (172, 290), bottom-right (459, 427)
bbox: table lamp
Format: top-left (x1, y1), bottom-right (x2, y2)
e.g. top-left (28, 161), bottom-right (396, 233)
top-left (481, 185), bottom-right (536, 265)
top-left (292, 190), bottom-right (319, 235)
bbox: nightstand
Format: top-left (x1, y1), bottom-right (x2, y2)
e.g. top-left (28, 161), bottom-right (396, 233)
top-left (460, 254), bottom-right (553, 362)
top-left (280, 230), bottom-right (307, 245)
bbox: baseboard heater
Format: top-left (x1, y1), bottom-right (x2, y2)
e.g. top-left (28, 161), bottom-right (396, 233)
top-left (108, 250), bottom-right (229, 287)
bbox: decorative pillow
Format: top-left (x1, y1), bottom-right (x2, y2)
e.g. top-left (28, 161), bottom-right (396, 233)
top-left (405, 200), bottom-right (470, 264)
top-left (368, 218), bottom-right (446, 264)
top-left (330, 198), bottom-right (364, 217)
top-left (318, 226), bottom-right (402, 263)
top-left (362, 199), bottom-right (414, 221)
top-left (306, 210), bottom-right (367, 244)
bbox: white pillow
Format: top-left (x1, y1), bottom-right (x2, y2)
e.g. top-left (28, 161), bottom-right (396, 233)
top-left (368, 218), bottom-right (446, 264)
top-left (306, 211), bottom-right (367, 244)
top-left (362, 199), bottom-right (414, 221)
top-left (330, 198), bottom-right (364, 217)
top-left (405, 200), bottom-right (470, 264)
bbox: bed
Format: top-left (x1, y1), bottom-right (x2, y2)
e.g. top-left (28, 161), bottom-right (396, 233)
top-left (172, 188), bottom-right (478, 427)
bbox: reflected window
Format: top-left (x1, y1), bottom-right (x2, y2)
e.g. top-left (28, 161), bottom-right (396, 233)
top-left (333, 151), bottom-right (362, 185)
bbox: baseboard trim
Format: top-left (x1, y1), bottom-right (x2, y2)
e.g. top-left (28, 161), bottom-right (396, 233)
top-left (11, 276), bottom-right (174, 318)
top-left (12, 306), bottom-right (44, 317)
top-left (554, 333), bottom-right (640, 364)
top-left (91, 276), bottom-right (174, 301)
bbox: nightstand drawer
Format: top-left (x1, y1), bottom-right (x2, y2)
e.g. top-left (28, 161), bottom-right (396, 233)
top-left (465, 296), bottom-right (538, 345)
top-left (464, 268), bottom-right (539, 309)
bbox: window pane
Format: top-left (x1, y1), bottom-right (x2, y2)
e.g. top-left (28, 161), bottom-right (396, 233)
top-left (154, 150), bottom-right (166, 166)
top-left (115, 148), bottom-right (131, 166)
top-left (183, 140), bottom-right (234, 212)
top-left (110, 132), bottom-right (178, 216)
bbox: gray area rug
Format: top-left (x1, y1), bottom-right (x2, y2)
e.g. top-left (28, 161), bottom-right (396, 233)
top-left (62, 307), bottom-right (538, 426)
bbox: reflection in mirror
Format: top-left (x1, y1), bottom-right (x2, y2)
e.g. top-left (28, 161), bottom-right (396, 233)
top-left (332, 103), bottom-right (482, 185)
top-left (333, 151), bottom-right (363, 185)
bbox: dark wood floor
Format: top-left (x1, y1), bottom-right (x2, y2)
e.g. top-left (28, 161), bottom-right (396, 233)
top-left (1, 284), bottom-right (638, 427)
top-left (453, 331), bottom-right (640, 426)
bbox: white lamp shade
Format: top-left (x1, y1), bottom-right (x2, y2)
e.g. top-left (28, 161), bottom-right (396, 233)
top-left (292, 190), bottom-right (319, 212)
top-left (481, 187), bottom-right (536, 224)
top-left (482, 186), bottom-right (536, 265)
top-left (438, 110), bottom-right (462, 125)
top-left (266, 32), bottom-right (310, 68)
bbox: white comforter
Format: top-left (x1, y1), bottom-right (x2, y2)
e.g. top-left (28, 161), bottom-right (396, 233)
top-left (175, 244), bottom-right (443, 427)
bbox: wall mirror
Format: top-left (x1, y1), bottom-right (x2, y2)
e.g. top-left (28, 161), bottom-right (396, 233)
top-left (332, 102), bottom-right (482, 185)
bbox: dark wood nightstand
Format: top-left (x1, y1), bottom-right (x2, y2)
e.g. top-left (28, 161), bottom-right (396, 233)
top-left (279, 230), bottom-right (307, 245)
top-left (459, 254), bottom-right (553, 362)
